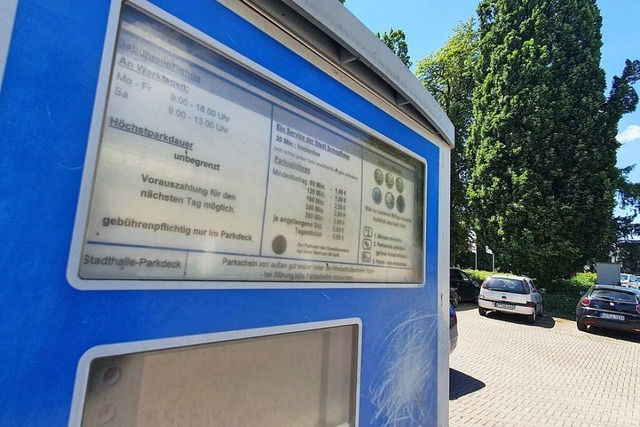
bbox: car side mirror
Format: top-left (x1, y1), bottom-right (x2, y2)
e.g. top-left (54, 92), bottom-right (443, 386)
top-left (579, 291), bottom-right (586, 296)
top-left (539, 288), bottom-right (546, 294)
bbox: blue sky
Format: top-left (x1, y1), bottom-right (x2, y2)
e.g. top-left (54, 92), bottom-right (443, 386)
top-left (345, 0), bottom-right (640, 208)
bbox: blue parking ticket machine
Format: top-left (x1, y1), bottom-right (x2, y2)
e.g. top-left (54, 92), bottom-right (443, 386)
top-left (0, 0), bottom-right (454, 425)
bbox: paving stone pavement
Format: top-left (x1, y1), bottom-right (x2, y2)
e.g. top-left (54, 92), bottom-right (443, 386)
top-left (449, 303), bottom-right (640, 426)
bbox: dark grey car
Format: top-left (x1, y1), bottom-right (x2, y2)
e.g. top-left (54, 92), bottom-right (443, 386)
top-left (449, 268), bottom-right (480, 307)
top-left (576, 285), bottom-right (640, 334)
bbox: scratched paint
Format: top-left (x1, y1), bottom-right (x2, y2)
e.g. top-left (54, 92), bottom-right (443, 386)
top-left (370, 311), bottom-right (438, 426)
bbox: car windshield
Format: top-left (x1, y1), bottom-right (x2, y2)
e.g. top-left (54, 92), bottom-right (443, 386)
top-left (590, 290), bottom-right (637, 303)
top-left (621, 274), bottom-right (629, 281)
top-left (485, 277), bottom-right (526, 294)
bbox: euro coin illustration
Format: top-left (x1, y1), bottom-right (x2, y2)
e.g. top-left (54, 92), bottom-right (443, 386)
top-left (385, 172), bottom-right (394, 189)
top-left (272, 235), bottom-right (287, 255)
top-left (396, 195), bottom-right (405, 213)
top-left (372, 187), bottom-right (382, 205)
top-left (385, 192), bottom-right (395, 209)
top-left (374, 168), bottom-right (384, 185)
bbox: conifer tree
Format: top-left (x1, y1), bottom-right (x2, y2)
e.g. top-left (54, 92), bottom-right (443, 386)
top-left (469, 0), bottom-right (613, 281)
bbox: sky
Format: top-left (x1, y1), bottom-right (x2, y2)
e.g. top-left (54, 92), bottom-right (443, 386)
top-left (344, 0), bottom-right (640, 214)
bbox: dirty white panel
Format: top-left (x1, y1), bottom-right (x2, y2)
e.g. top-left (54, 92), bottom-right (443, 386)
top-left (74, 321), bottom-right (360, 427)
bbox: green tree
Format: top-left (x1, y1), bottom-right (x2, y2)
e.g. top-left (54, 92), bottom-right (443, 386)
top-left (609, 60), bottom-right (640, 217)
top-left (617, 166), bottom-right (640, 218)
top-left (603, 60), bottom-right (640, 261)
top-left (376, 28), bottom-right (412, 68)
top-left (469, 0), bottom-right (615, 282)
top-left (619, 241), bottom-right (640, 272)
top-left (415, 19), bottom-right (479, 265)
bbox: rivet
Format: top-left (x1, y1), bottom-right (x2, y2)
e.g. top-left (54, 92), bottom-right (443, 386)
top-left (96, 404), bottom-right (116, 424)
top-left (103, 367), bottom-right (121, 386)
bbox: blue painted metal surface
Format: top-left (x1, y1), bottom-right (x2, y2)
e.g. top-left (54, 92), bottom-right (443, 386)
top-left (0, 0), bottom-right (441, 425)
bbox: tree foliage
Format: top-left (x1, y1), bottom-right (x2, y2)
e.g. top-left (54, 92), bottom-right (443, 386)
top-left (376, 28), bottom-right (412, 68)
top-left (415, 20), bottom-right (479, 265)
top-left (609, 60), bottom-right (640, 244)
top-left (469, 0), bottom-right (616, 282)
top-left (618, 241), bottom-right (640, 272)
top-left (617, 164), bottom-right (640, 217)
top-left (584, 62), bottom-right (640, 261)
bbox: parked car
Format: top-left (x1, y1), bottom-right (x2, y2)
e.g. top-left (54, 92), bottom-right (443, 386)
top-left (449, 304), bottom-right (458, 354)
top-left (449, 267), bottom-right (480, 307)
top-left (576, 285), bottom-right (640, 334)
top-left (478, 274), bottom-right (544, 324)
top-left (620, 273), bottom-right (638, 289)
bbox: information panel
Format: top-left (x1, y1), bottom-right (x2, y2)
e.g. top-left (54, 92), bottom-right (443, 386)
top-left (75, 4), bottom-right (425, 285)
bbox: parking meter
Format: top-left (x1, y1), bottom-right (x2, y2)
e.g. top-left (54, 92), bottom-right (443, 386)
top-left (0, 0), bottom-right (454, 425)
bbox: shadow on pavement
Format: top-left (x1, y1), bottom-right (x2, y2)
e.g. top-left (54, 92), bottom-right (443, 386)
top-left (453, 302), bottom-right (478, 312)
top-left (455, 302), bottom-right (556, 329)
top-left (449, 369), bottom-right (485, 400)
top-left (482, 310), bottom-right (556, 329)
top-left (583, 326), bottom-right (640, 343)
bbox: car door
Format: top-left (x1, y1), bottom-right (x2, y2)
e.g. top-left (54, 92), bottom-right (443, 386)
top-left (458, 271), bottom-right (478, 301)
top-left (450, 269), bottom-right (471, 301)
top-left (527, 279), bottom-right (542, 307)
top-left (450, 268), bottom-right (463, 295)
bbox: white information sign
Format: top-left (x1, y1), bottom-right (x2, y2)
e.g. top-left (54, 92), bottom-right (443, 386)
top-left (75, 5), bottom-right (426, 286)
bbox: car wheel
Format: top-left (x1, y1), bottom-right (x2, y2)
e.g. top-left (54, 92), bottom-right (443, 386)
top-left (478, 307), bottom-right (487, 316)
top-left (576, 321), bottom-right (587, 332)
top-left (527, 307), bottom-right (536, 324)
top-left (450, 291), bottom-right (460, 308)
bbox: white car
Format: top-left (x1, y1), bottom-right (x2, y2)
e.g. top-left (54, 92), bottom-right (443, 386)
top-left (620, 274), bottom-right (638, 289)
top-left (478, 274), bottom-right (544, 324)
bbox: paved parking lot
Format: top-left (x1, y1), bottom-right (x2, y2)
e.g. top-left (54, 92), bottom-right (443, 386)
top-left (450, 303), bottom-right (640, 426)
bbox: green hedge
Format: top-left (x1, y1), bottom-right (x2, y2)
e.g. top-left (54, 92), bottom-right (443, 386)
top-left (462, 269), bottom-right (493, 285)
top-left (462, 269), bottom-right (596, 319)
top-left (543, 273), bottom-right (595, 319)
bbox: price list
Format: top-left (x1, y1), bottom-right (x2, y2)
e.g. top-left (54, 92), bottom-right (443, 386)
top-left (304, 182), bottom-right (349, 242)
top-left (305, 181), bottom-right (325, 233)
top-left (331, 188), bottom-right (347, 241)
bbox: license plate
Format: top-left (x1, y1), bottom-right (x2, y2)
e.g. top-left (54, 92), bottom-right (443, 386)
top-left (494, 302), bottom-right (515, 310)
top-left (600, 313), bottom-right (625, 321)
